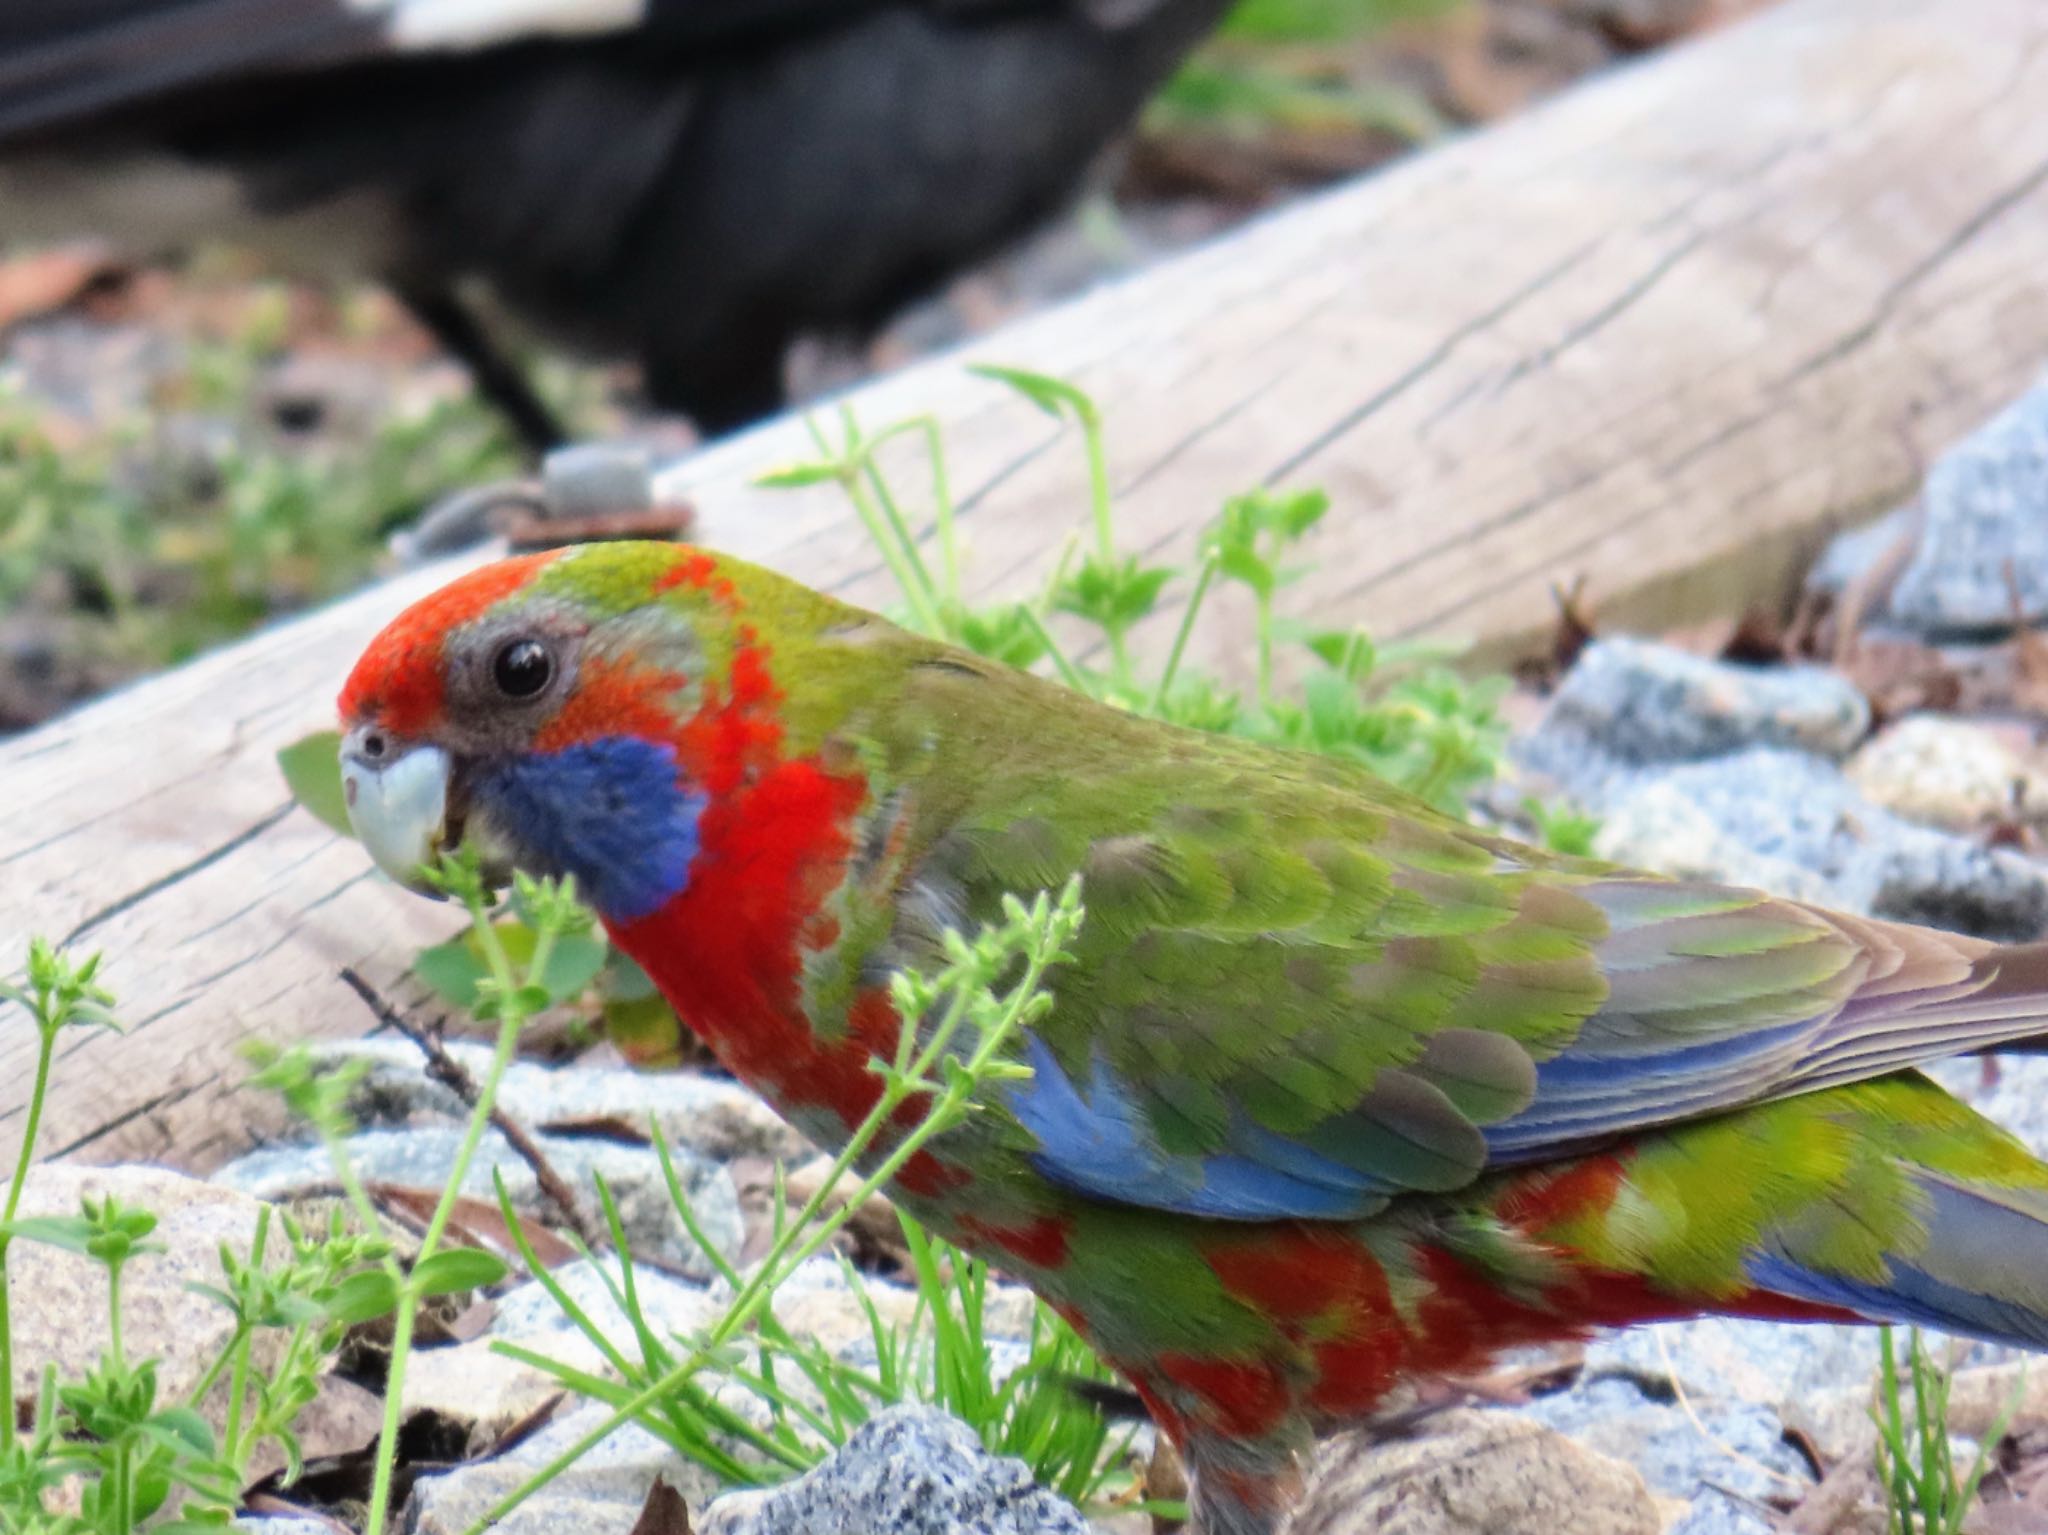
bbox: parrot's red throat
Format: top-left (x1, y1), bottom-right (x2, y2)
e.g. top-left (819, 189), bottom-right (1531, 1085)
top-left (602, 750), bottom-right (971, 1199)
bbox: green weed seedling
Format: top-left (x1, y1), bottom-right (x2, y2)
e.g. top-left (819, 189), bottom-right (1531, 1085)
top-left (1871, 1325), bottom-right (2025, 1535)
top-left (0, 941), bottom-right (390, 1531)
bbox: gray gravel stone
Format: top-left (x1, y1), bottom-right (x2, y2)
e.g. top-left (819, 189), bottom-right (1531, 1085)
top-left (1890, 372), bottom-right (2048, 634)
top-left (1808, 505), bottom-right (1916, 597)
top-left (214, 1126), bottom-right (742, 1278)
top-left (407, 1398), bottom-right (719, 1535)
top-left (1534, 637), bottom-right (1870, 765)
top-left (1542, 745), bottom-right (2048, 940)
top-left (1663, 1502), bottom-right (1779, 1535)
top-left (1845, 715), bottom-right (2048, 831)
top-left (489, 1256), bottom-right (721, 1343)
top-left (1580, 1315), bottom-right (1881, 1409)
top-left (1525, 1378), bottom-right (1808, 1505)
top-left (313, 1038), bottom-right (811, 1163)
top-left (697, 1406), bottom-right (1088, 1535)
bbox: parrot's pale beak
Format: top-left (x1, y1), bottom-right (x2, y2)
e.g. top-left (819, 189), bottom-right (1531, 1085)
top-left (340, 729), bottom-right (456, 897)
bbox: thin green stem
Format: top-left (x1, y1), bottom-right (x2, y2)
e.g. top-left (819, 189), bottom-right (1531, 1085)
top-left (0, 1019), bottom-right (60, 1436)
top-left (419, 890), bottom-right (524, 1260)
top-left (1880, 1327), bottom-right (1910, 1532)
top-left (1080, 405), bottom-right (1112, 563)
top-left (366, 885), bottom-right (532, 1534)
top-left (1148, 554), bottom-right (1217, 714)
top-left (356, 884), bottom-right (540, 1530)
top-left (362, 1299), bottom-right (417, 1535)
top-left (1104, 625), bottom-right (1132, 692)
top-left (1019, 610), bottom-right (1088, 696)
top-left (111, 1441), bottom-right (132, 1534)
top-left (842, 410), bottom-right (941, 628)
top-left (210, 1203), bottom-right (268, 1459)
top-left (0, 1029), bottom-right (51, 1228)
top-left (919, 418), bottom-right (959, 601)
top-left (1255, 590), bottom-right (1275, 707)
top-left (319, 1123), bottom-right (396, 1263)
top-left (220, 1327), bottom-right (254, 1471)
top-left (843, 469), bottom-right (944, 635)
top-left (106, 1264), bottom-right (124, 1372)
top-left (1912, 1333), bottom-right (1938, 1525)
top-left (1036, 531), bottom-right (1080, 615)
top-left (849, 418), bottom-right (939, 595)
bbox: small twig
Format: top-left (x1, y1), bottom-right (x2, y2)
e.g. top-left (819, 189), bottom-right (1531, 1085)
top-left (338, 968), bottom-right (600, 1248)
top-left (1832, 504), bottom-right (1923, 668)
top-left (1656, 1327), bottom-right (1808, 1494)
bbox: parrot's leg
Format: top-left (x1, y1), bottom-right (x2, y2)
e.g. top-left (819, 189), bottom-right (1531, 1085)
top-left (1119, 1369), bottom-right (1308, 1535)
top-left (1181, 1438), bottom-right (1304, 1535)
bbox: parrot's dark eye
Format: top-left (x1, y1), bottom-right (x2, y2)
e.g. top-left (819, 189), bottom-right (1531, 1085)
top-left (491, 638), bottom-right (554, 699)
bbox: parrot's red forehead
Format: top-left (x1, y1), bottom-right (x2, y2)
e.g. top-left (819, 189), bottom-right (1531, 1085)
top-left (339, 551), bottom-right (561, 736)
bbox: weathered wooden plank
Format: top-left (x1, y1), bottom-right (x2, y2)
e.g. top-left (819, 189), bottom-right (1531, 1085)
top-left (5, 0), bottom-right (2048, 1169)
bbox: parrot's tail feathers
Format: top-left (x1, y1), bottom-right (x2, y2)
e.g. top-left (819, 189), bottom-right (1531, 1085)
top-left (1799, 929), bottom-right (2048, 1093)
top-left (1746, 1173), bottom-right (2048, 1351)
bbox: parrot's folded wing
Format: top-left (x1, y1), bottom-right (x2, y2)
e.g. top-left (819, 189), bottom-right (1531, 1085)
top-left (969, 786), bottom-right (2048, 1222)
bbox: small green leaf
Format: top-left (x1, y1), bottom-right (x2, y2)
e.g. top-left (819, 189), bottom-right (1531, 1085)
top-left (0, 1215), bottom-right (96, 1254)
top-left (144, 1405), bottom-right (217, 1459)
top-left (604, 989), bottom-right (685, 1068)
top-left (133, 1464), bottom-right (174, 1522)
top-left (753, 461), bottom-right (844, 489)
top-left (277, 731), bottom-right (353, 838)
top-left (1213, 544), bottom-right (1273, 597)
top-left (411, 1247), bottom-right (509, 1297)
top-left (413, 937), bottom-right (489, 1009)
top-left (181, 1281), bottom-right (239, 1313)
top-left (325, 1269), bottom-right (401, 1324)
top-left (1274, 487), bottom-right (1330, 539)
top-left (971, 365), bottom-right (1100, 425)
top-left (953, 602), bottom-right (1047, 670)
top-left (539, 932), bottom-right (608, 1004)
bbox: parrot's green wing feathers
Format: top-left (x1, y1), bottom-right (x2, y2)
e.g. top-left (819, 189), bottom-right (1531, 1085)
top-left (889, 661), bottom-right (2048, 1222)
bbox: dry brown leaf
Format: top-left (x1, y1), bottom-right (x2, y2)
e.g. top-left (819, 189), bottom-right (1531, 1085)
top-left (1833, 636), bottom-right (1967, 723)
top-left (480, 1390), bottom-right (569, 1461)
top-left (629, 1476), bottom-right (696, 1535)
top-left (369, 1182), bottom-right (580, 1269)
top-left (0, 243), bottom-right (118, 330)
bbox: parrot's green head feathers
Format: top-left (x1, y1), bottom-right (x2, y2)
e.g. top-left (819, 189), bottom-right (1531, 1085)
top-left (337, 541), bottom-right (860, 920)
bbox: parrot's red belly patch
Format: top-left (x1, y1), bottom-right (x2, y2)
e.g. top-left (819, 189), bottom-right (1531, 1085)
top-left (1189, 1214), bottom-right (1864, 1430)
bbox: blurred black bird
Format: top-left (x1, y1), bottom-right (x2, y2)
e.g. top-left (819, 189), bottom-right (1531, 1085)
top-left (0, 0), bottom-right (1234, 451)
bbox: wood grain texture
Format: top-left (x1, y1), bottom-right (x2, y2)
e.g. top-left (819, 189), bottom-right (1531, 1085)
top-left (5, 0), bottom-right (2048, 1169)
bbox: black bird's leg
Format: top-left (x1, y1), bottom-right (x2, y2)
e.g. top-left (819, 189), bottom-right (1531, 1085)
top-left (395, 283), bottom-right (568, 457)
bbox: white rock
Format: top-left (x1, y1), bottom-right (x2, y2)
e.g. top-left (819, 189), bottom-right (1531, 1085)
top-left (1845, 714), bottom-right (2048, 831)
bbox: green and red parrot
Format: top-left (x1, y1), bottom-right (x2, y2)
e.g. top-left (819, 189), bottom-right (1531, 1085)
top-left (339, 541), bottom-right (2048, 1535)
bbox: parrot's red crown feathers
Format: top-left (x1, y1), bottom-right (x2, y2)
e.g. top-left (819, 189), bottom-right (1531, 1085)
top-left (339, 551), bottom-right (561, 735)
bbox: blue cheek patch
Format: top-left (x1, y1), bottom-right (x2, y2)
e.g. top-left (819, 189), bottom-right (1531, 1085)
top-left (472, 737), bottom-right (706, 922)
